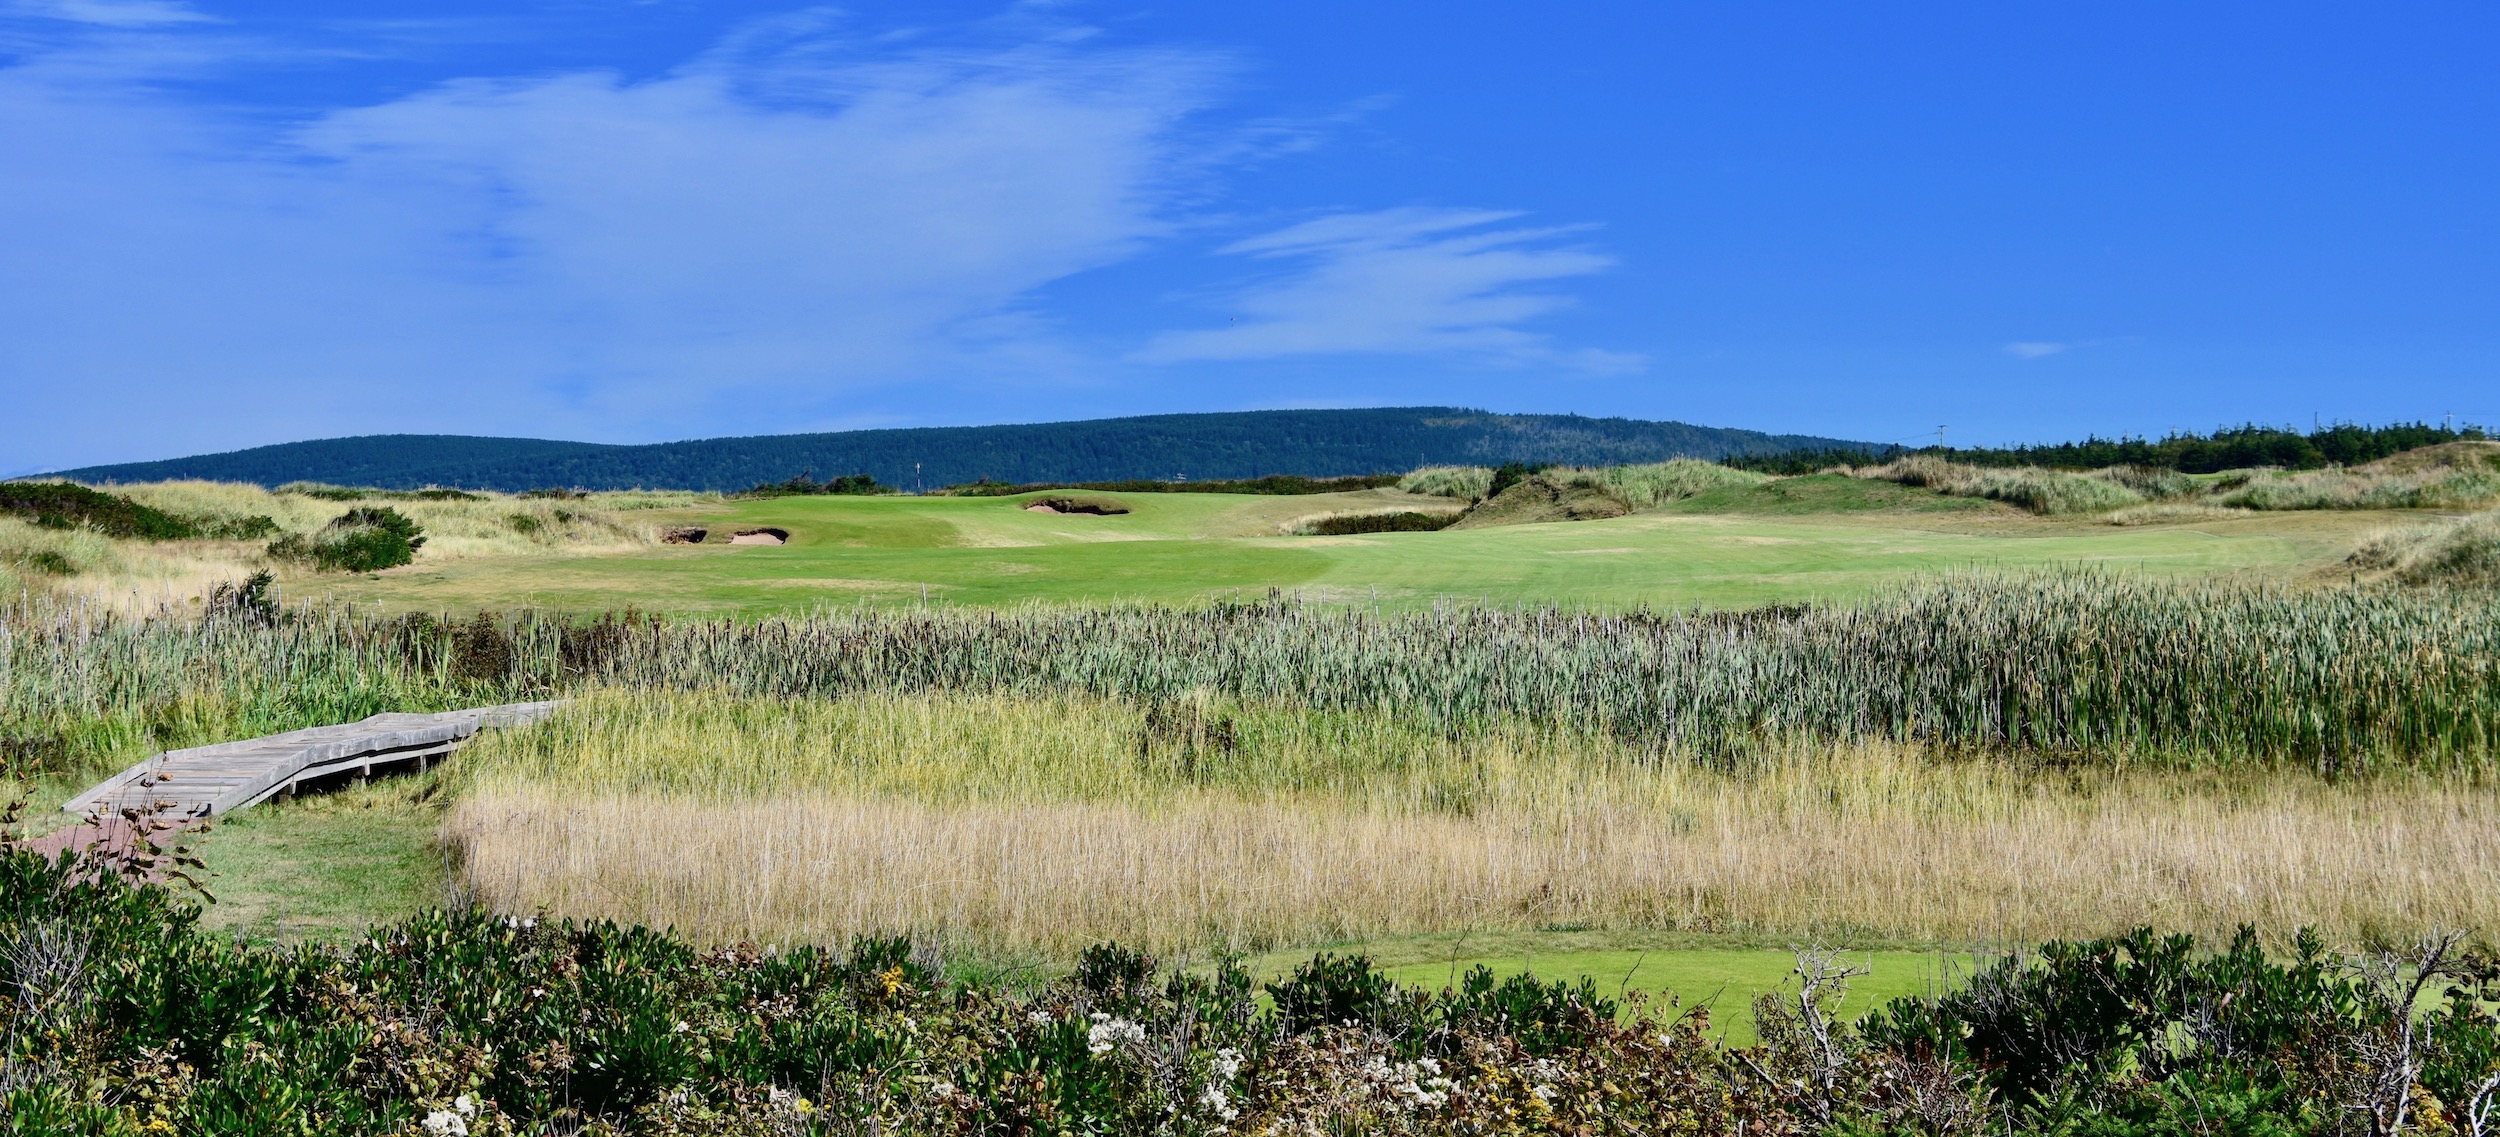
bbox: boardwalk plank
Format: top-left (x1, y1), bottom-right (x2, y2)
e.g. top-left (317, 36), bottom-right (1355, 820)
top-left (64, 701), bottom-right (560, 820)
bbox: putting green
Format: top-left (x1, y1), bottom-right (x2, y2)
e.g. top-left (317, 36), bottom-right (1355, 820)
top-left (1245, 928), bottom-right (1968, 1045)
top-left (324, 484), bottom-right (2397, 616)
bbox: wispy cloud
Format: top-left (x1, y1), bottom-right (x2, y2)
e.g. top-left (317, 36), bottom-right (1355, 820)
top-left (1134, 206), bottom-right (1634, 370)
top-left (0, 14), bottom-right (1230, 466)
top-left (2003, 341), bottom-right (2071, 359)
top-left (8, 0), bottom-right (211, 27)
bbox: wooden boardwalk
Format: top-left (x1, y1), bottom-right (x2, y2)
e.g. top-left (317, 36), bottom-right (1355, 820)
top-left (63, 701), bottom-right (560, 821)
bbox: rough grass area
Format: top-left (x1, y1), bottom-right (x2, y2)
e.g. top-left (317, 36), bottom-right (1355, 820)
top-left (2349, 508), bottom-right (2500, 587)
top-left (1848, 456), bottom-right (2148, 515)
top-left (444, 689), bottom-right (2500, 956)
top-left (0, 481), bottom-right (692, 611)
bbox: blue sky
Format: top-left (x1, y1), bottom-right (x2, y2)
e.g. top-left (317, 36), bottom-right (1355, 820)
top-left (5, 1), bottom-right (2496, 472)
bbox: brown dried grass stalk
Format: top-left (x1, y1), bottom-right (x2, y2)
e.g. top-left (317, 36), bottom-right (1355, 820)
top-left (445, 690), bottom-right (2500, 954)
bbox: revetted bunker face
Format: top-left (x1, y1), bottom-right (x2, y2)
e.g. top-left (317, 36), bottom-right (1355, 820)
top-left (728, 528), bottom-right (789, 546)
top-left (660, 527), bottom-right (708, 545)
top-left (1022, 496), bottom-right (1130, 516)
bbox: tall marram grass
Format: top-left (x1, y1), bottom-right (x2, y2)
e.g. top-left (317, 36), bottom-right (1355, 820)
top-left (2217, 466), bottom-right (2500, 511)
top-left (1850, 455), bottom-right (2146, 515)
top-left (1555, 459), bottom-right (1768, 509)
top-left (445, 688), bottom-right (2500, 952)
top-left (9, 572), bottom-right (2500, 774)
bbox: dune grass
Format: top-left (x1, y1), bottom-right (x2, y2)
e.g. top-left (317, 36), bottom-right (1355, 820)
top-left (445, 688), bottom-right (2500, 958)
top-left (2348, 507), bottom-right (2500, 587)
top-left (0, 481), bottom-right (695, 611)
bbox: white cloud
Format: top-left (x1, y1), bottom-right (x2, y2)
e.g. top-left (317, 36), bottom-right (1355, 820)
top-left (2004, 341), bottom-right (2069, 358)
top-left (1134, 206), bottom-right (1631, 368)
top-left (0, 16), bottom-right (1226, 467)
top-left (9, 0), bottom-right (210, 27)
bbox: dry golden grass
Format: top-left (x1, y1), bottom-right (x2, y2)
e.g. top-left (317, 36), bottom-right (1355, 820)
top-left (1, 481), bottom-right (707, 610)
top-left (445, 689), bottom-right (2500, 954)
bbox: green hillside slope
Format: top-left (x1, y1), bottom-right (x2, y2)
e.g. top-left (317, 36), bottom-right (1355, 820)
top-left (47, 408), bottom-right (1869, 492)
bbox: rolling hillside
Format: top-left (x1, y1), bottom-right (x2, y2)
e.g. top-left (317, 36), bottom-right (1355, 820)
top-left (46, 408), bottom-right (1870, 492)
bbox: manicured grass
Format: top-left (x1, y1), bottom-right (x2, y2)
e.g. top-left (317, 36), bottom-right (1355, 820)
top-left (320, 487), bottom-right (2395, 616)
top-left (186, 771), bottom-right (452, 943)
top-left (1249, 929), bottom-right (1956, 1045)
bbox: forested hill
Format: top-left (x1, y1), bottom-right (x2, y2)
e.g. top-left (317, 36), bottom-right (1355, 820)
top-left (46, 409), bottom-right (1870, 492)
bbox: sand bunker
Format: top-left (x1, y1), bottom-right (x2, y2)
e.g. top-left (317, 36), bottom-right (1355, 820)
top-left (1022, 496), bottom-right (1130, 516)
top-left (660, 527), bottom-right (708, 545)
top-left (729, 528), bottom-right (789, 546)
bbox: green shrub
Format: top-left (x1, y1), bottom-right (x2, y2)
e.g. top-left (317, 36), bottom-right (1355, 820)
top-left (15, 550), bottom-right (76, 575)
top-left (204, 514), bottom-right (280, 540)
top-left (945, 474), bottom-right (1400, 497)
top-left (1483, 461), bottom-right (1544, 500)
top-left (5, 850), bottom-right (2496, 1137)
top-left (268, 506), bottom-right (426, 572)
top-left (1301, 511), bottom-right (1458, 535)
top-left (737, 471), bottom-right (895, 498)
top-left (0, 481), bottom-right (200, 539)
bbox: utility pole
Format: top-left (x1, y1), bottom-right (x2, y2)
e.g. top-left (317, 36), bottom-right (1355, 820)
top-left (1936, 425), bottom-right (1948, 448)
top-left (914, 462), bottom-right (922, 494)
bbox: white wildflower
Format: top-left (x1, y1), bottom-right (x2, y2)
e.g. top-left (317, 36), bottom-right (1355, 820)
top-left (672, 1020), bottom-right (690, 1033)
top-left (1086, 1016), bottom-right (1147, 1055)
top-left (1028, 1011), bottom-right (1054, 1024)
top-left (1198, 1083), bottom-right (1239, 1120)
top-left (929, 1081), bottom-right (956, 1099)
top-left (453, 1095), bottom-right (475, 1118)
top-left (422, 1111), bottom-right (468, 1136)
top-left (1211, 1047), bottom-right (1244, 1081)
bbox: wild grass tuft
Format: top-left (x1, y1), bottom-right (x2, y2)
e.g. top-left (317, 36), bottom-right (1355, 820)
top-left (1554, 459), bottom-right (1769, 510)
top-left (1848, 456), bottom-right (2146, 515)
top-left (1398, 465), bottom-right (1494, 500)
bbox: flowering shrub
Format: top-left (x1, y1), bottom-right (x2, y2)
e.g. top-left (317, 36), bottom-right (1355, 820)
top-left (4, 848), bottom-right (2499, 1135)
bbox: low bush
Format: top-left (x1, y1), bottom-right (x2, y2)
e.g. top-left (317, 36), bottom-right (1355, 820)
top-left (14, 549), bottom-right (77, 575)
top-left (268, 506), bottom-right (428, 572)
top-left (1299, 511), bottom-right (1457, 535)
top-left (945, 474), bottom-right (1402, 497)
top-left (738, 472), bottom-right (895, 499)
top-left (282, 483), bottom-right (488, 502)
top-left (4, 849), bottom-right (2495, 1136)
top-left (0, 481), bottom-right (200, 540)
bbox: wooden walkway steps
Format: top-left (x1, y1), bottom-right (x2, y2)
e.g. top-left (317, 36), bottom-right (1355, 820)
top-left (63, 701), bottom-right (560, 821)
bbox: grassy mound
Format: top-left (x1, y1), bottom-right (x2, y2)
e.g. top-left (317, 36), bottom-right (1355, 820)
top-left (0, 481), bottom-right (202, 540)
top-left (2349, 509), bottom-right (2500, 587)
top-left (1446, 474), bottom-right (1631, 528)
